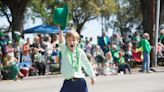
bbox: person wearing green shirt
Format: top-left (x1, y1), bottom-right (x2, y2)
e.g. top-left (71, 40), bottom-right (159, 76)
top-left (139, 33), bottom-right (152, 73)
top-left (59, 27), bottom-right (95, 92)
top-left (159, 29), bottom-right (164, 45)
top-left (117, 51), bottom-right (131, 74)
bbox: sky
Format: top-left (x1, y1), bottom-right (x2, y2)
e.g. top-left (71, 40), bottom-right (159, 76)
top-left (0, 16), bottom-right (113, 44)
top-left (24, 17), bottom-right (104, 44)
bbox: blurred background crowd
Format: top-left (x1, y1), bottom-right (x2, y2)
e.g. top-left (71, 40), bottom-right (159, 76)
top-left (0, 29), bottom-right (164, 80)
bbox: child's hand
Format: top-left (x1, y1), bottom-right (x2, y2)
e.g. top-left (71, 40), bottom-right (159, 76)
top-left (58, 26), bottom-right (61, 30)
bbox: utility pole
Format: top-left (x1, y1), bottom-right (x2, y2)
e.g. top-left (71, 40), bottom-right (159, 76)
top-left (149, 0), bottom-right (156, 67)
top-left (154, 0), bottom-right (160, 66)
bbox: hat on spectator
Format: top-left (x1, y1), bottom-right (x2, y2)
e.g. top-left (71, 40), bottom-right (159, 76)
top-left (160, 29), bottom-right (164, 35)
top-left (8, 40), bottom-right (12, 44)
top-left (14, 31), bottom-right (21, 35)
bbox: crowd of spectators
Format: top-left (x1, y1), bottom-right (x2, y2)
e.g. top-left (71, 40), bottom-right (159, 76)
top-left (0, 29), bottom-right (164, 80)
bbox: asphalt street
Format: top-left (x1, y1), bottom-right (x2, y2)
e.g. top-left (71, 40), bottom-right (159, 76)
top-left (0, 72), bottom-right (164, 92)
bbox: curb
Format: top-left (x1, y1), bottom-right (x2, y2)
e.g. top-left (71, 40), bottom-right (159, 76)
top-left (1, 67), bottom-right (164, 81)
top-left (24, 66), bottom-right (164, 80)
top-left (131, 66), bottom-right (164, 73)
top-left (23, 74), bottom-right (62, 80)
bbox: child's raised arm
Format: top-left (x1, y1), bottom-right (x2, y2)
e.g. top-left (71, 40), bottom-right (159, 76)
top-left (59, 26), bottom-right (63, 44)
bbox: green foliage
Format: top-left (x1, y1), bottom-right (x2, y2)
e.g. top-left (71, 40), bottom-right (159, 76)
top-left (28, 0), bottom-right (56, 24)
top-left (100, 0), bottom-right (118, 17)
top-left (28, 0), bottom-right (117, 33)
top-left (160, 0), bottom-right (164, 25)
top-left (107, 0), bottom-right (142, 34)
top-left (0, 1), bottom-right (10, 21)
top-left (67, 0), bottom-right (117, 33)
top-left (0, 1), bottom-right (2, 16)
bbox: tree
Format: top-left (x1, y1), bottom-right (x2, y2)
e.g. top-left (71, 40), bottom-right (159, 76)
top-left (160, 0), bottom-right (164, 25)
top-left (140, 0), bottom-right (158, 66)
top-left (29, 0), bottom-right (59, 25)
top-left (67, 0), bottom-right (117, 34)
top-left (0, 1), bottom-right (11, 31)
top-left (99, 0), bottom-right (118, 32)
top-left (0, 0), bottom-right (60, 38)
top-left (0, 0), bottom-right (117, 36)
top-left (0, 0), bottom-right (28, 40)
top-left (107, 0), bottom-right (142, 34)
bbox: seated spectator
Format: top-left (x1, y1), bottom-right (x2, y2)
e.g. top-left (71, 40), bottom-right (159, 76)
top-left (159, 29), bottom-right (164, 45)
top-left (124, 42), bottom-right (134, 67)
top-left (86, 54), bottom-right (99, 76)
top-left (110, 44), bottom-right (119, 64)
top-left (1, 54), bottom-right (24, 80)
top-left (33, 48), bottom-right (46, 75)
top-left (157, 43), bottom-right (164, 57)
top-left (117, 51), bottom-right (131, 74)
top-left (5, 41), bottom-right (15, 57)
top-left (20, 47), bottom-right (32, 77)
top-left (50, 44), bottom-right (60, 64)
top-left (103, 51), bottom-right (118, 75)
top-left (93, 45), bottom-right (105, 75)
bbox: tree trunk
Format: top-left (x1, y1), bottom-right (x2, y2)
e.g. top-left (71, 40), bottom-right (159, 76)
top-left (76, 23), bottom-right (85, 35)
top-left (160, 0), bottom-right (164, 24)
top-left (10, 7), bottom-right (25, 38)
top-left (140, 0), bottom-right (155, 34)
top-left (140, 0), bottom-right (156, 66)
top-left (1, 0), bottom-right (28, 40)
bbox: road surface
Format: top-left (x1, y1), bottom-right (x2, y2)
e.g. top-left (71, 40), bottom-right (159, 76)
top-left (0, 72), bottom-right (164, 92)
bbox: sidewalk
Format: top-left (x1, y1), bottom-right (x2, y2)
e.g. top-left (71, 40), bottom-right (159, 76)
top-left (23, 73), bottom-right (61, 80)
top-left (1, 66), bottom-right (164, 81)
top-left (24, 66), bottom-right (164, 80)
top-left (131, 66), bottom-right (164, 73)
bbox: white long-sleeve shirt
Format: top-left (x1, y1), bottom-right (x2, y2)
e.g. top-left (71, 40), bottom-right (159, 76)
top-left (59, 43), bottom-right (95, 79)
